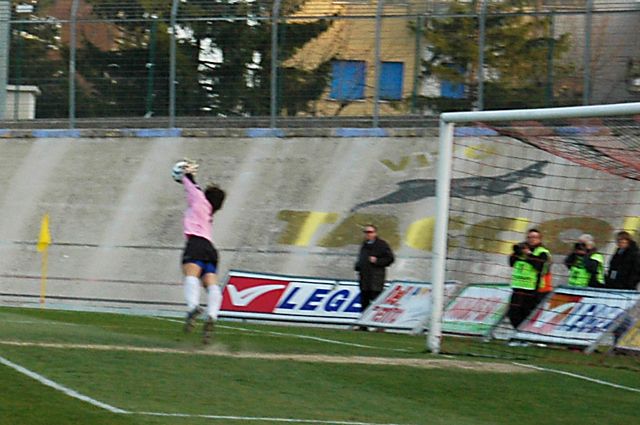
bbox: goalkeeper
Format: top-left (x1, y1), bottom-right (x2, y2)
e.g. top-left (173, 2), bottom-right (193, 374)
top-left (172, 159), bottom-right (226, 344)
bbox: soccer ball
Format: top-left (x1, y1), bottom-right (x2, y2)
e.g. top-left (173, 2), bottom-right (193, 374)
top-left (171, 161), bottom-right (189, 182)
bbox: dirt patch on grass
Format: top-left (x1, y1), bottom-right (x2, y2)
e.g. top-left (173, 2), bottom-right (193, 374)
top-left (0, 340), bottom-right (529, 373)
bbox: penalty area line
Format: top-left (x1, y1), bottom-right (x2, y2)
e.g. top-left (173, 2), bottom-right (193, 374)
top-left (0, 355), bottom-right (128, 413)
top-left (0, 354), bottom-right (412, 425)
top-left (513, 362), bottom-right (640, 393)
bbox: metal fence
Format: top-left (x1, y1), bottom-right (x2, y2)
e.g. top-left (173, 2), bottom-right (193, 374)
top-left (0, 0), bottom-right (639, 129)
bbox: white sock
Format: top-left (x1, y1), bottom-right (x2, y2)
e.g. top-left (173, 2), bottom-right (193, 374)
top-left (184, 276), bottom-right (201, 310)
top-left (206, 285), bottom-right (222, 320)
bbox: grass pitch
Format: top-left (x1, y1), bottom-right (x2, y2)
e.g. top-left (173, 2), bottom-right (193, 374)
top-left (0, 306), bottom-right (638, 425)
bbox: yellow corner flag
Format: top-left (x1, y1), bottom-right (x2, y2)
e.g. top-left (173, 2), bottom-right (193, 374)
top-left (37, 214), bottom-right (51, 252)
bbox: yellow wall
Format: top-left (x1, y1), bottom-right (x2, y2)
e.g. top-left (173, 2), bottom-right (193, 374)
top-left (284, 1), bottom-right (419, 116)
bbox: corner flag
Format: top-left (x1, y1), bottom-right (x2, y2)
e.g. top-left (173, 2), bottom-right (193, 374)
top-left (37, 214), bottom-right (51, 252)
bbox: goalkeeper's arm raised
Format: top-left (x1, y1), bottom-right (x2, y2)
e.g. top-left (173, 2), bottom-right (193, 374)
top-left (171, 159), bottom-right (199, 183)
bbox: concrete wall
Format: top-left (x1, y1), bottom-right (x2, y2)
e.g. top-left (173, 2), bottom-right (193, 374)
top-left (0, 136), bottom-right (439, 313)
top-left (0, 133), bottom-right (638, 313)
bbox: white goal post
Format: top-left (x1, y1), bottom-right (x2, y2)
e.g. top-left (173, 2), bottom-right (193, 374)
top-left (428, 102), bottom-right (640, 354)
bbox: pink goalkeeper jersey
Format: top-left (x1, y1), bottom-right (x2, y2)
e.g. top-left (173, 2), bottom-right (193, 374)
top-left (182, 177), bottom-right (213, 242)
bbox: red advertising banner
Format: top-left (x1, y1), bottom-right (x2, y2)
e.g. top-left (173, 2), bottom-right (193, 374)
top-left (356, 281), bottom-right (459, 331)
top-left (442, 284), bottom-right (511, 336)
top-left (515, 286), bottom-right (640, 347)
top-left (221, 270), bottom-right (361, 324)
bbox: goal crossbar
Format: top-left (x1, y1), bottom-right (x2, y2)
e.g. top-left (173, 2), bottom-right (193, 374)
top-left (428, 102), bottom-right (640, 354)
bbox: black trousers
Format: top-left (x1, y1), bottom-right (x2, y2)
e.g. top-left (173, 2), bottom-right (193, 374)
top-left (360, 289), bottom-right (382, 313)
top-left (507, 288), bottom-right (539, 329)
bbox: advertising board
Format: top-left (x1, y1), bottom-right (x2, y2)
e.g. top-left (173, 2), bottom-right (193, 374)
top-left (441, 283), bottom-right (511, 336)
top-left (515, 286), bottom-right (640, 347)
top-left (221, 270), bottom-right (361, 324)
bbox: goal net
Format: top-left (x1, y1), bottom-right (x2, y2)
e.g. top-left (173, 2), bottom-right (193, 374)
top-left (428, 103), bottom-right (640, 356)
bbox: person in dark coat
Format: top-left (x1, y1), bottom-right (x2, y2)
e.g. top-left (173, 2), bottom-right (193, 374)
top-left (354, 224), bottom-right (395, 325)
top-left (605, 231), bottom-right (640, 290)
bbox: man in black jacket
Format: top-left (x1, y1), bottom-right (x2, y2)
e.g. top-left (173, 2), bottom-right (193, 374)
top-left (355, 224), bottom-right (395, 329)
top-left (606, 231), bottom-right (640, 290)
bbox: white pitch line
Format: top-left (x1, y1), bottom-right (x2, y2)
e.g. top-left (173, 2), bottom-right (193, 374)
top-left (513, 362), bottom-right (640, 393)
top-left (0, 355), bottom-right (128, 413)
top-left (135, 411), bottom-right (413, 425)
top-left (0, 354), bottom-right (413, 425)
top-left (221, 324), bottom-right (412, 352)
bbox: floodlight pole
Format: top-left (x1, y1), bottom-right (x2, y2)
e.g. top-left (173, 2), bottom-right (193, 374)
top-left (427, 102), bottom-right (640, 354)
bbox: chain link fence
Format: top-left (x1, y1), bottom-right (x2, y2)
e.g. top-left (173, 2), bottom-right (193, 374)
top-left (0, 0), bottom-right (639, 128)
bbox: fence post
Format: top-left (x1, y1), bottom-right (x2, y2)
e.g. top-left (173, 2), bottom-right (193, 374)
top-left (13, 19), bottom-right (21, 119)
top-left (69, 0), bottom-right (79, 129)
top-left (145, 14), bottom-right (158, 118)
top-left (270, 0), bottom-right (281, 129)
top-left (372, 0), bottom-right (384, 127)
top-left (0, 2), bottom-right (9, 120)
top-left (411, 15), bottom-right (423, 114)
top-left (169, 0), bottom-right (179, 128)
top-left (477, 0), bottom-right (487, 111)
top-left (583, 0), bottom-right (593, 105)
top-left (545, 10), bottom-right (555, 107)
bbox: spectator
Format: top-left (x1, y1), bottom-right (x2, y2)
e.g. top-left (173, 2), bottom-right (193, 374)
top-left (605, 231), bottom-right (640, 290)
top-left (507, 228), bottom-right (551, 330)
top-left (564, 234), bottom-right (605, 288)
top-left (354, 224), bottom-right (394, 331)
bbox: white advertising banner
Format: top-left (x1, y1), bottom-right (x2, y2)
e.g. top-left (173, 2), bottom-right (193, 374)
top-left (515, 286), bottom-right (640, 346)
top-left (441, 284), bottom-right (512, 336)
top-left (356, 281), bottom-right (459, 331)
top-left (220, 270), bottom-right (362, 324)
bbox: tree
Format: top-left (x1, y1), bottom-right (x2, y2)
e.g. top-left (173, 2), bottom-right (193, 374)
top-left (8, 10), bottom-right (69, 118)
top-left (74, 0), bottom-right (331, 117)
top-left (417, 1), bottom-right (575, 112)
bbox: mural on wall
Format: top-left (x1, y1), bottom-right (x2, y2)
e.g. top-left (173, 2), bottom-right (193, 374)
top-left (351, 160), bottom-right (549, 212)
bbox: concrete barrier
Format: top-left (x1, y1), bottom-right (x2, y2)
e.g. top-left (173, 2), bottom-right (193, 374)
top-left (0, 133), bottom-right (636, 314)
top-left (0, 135), bottom-right (439, 313)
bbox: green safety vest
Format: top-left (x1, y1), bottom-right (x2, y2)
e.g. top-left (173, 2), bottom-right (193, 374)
top-left (511, 246), bottom-right (551, 290)
top-left (568, 252), bottom-right (605, 287)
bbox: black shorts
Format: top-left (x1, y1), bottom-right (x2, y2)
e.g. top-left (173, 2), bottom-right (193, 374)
top-left (182, 235), bottom-right (219, 266)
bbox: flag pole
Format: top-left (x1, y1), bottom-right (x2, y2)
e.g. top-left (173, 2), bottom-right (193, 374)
top-left (37, 214), bottom-right (51, 307)
top-left (39, 248), bottom-right (48, 306)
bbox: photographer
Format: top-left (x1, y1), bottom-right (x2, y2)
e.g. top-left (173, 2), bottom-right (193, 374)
top-left (508, 229), bottom-right (551, 330)
top-left (564, 234), bottom-right (605, 288)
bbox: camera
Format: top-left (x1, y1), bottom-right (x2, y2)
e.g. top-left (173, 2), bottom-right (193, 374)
top-left (574, 242), bottom-right (587, 251)
top-left (513, 242), bottom-right (528, 255)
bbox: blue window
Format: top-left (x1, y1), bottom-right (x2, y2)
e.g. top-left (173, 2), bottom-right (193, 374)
top-left (379, 62), bottom-right (403, 100)
top-left (440, 64), bottom-right (466, 99)
top-left (330, 60), bottom-right (365, 100)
